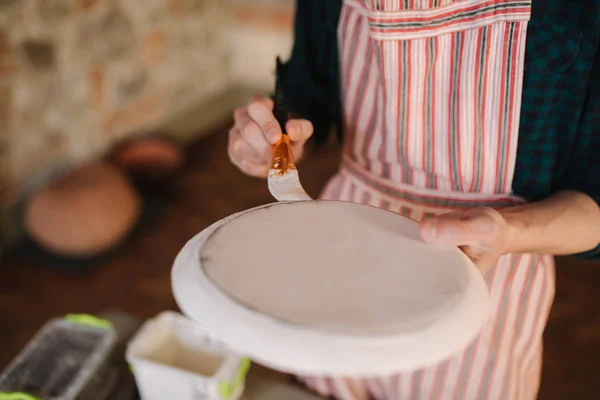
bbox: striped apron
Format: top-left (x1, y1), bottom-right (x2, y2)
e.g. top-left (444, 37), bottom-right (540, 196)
top-left (297, 0), bottom-right (555, 399)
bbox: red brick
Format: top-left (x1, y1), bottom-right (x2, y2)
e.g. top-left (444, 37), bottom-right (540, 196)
top-left (37, 0), bottom-right (73, 21)
top-left (168, 0), bottom-right (182, 12)
top-left (0, 85), bottom-right (12, 139)
top-left (168, 0), bottom-right (206, 14)
top-left (13, 132), bottom-right (66, 181)
top-left (0, 31), bottom-right (15, 78)
top-left (102, 95), bottom-right (163, 137)
top-left (0, 150), bottom-right (15, 205)
top-left (78, 0), bottom-right (100, 11)
top-left (144, 31), bottom-right (165, 61)
top-left (90, 65), bottom-right (105, 110)
top-left (231, 5), bottom-right (293, 32)
top-left (0, 174), bottom-right (17, 207)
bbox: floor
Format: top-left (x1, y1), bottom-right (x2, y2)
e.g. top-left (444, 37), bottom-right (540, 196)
top-left (1, 121), bottom-right (599, 399)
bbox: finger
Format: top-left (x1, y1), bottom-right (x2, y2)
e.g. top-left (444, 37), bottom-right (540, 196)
top-left (233, 106), bottom-right (248, 127)
top-left (420, 214), bottom-right (481, 246)
top-left (247, 101), bottom-right (282, 144)
top-left (461, 245), bottom-right (495, 276)
top-left (229, 130), bottom-right (269, 166)
top-left (235, 112), bottom-right (273, 159)
top-left (286, 119), bottom-right (314, 143)
top-left (228, 130), bottom-right (269, 178)
top-left (239, 159), bottom-right (269, 178)
top-left (291, 142), bottom-right (305, 162)
top-left (251, 95), bottom-right (274, 110)
top-left (228, 128), bottom-right (245, 166)
top-left (460, 245), bottom-right (485, 264)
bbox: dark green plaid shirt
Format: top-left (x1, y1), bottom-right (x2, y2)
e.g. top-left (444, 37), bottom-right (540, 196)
top-left (281, 0), bottom-right (600, 259)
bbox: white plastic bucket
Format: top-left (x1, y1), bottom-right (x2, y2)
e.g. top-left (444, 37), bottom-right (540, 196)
top-left (126, 311), bottom-right (249, 400)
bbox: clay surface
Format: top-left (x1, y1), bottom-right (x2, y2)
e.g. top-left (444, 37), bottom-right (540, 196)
top-left (201, 201), bottom-right (469, 336)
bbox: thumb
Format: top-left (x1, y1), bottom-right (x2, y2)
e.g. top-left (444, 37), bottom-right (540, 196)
top-left (286, 119), bottom-right (314, 144)
top-left (420, 215), bottom-right (480, 246)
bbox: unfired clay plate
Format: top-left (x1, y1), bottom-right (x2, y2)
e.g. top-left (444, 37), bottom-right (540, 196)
top-left (172, 201), bottom-right (489, 376)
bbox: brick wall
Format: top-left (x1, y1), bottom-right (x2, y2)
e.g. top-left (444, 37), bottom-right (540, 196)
top-left (226, 0), bottom-right (295, 89)
top-left (0, 0), bottom-right (294, 248)
top-left (0, 0), bottom-right (228, 205)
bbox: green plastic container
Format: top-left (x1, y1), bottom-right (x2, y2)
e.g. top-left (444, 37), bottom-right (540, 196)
top-left (0, 315), bottom-right (116, 400)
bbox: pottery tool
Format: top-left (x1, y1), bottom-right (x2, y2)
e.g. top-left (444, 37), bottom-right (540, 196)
top-left (267, 57), bottom-right (312, 202)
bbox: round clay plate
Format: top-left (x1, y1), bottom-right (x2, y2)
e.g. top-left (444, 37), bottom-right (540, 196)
top-left (172, 201), bottom-right (489, 376)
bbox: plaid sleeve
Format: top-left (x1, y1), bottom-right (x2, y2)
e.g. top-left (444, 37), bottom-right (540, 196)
top-left (280, 1), bottom-right (342, 147)
top-left (558, 38), bottom-right (600, 260)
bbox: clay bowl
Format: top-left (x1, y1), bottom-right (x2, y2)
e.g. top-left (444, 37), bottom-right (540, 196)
top-left (25, 162), bottom-right (142, 257)
top-left (110, 135), bottom-right (183, 180)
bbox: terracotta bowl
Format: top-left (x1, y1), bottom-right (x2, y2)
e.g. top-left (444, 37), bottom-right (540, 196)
top-left (111, 136), bottom-right (183, 179)
top-left (25, 162), bottom-right (142, 257)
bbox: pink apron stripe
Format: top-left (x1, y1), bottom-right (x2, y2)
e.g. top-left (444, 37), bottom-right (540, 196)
top-left (422, 39), bottom-right (431, 188)
top-left (362, 191), bottom-right (372, 204)
top-left (339, 5), bottom-right (354, 59)
top-left (476, 255), bottom-right (522, 399)
top-left (351, 40), bottom-right (376, 165)
top-left (337, 174), bottom-right (356, 202)
top-left (342, 9), bottom-right (365, 158)
top-left (451, 31), bottom-right (465, 191)
top-left (409, 370), bottom-right (424, 399)
top-left (515, 256), bottom-right (540, 337)
top-left (512, 258), bottom-right (544, 366)
top-left (520, 262), bottom-right (551, 377)
top-left (380, 198), bottom-right (391, 210)
top-left (497, 367), bottom-right (513, 400)
top-left (366, 378), bottom-right (385, 400)
top-left (493, 255), bottom-right (539, 400)
top-left (343, 11), bottom-right (364, 91)
top-left (396, 40), bottom-right (407, 180)
top-left (501, 23), bottom-right (518, 193)
top-left (361, 54), bottom-right (381, 170)
top-left (369, 11), bottom-right (531, 41)
top-left (374, 41), bottom-right (389, 177)
top-left (378, 377), bottom-right (391, 400)
top-left (364, 0), bottom-right (529, 18)
top-left (451, 256), bottom-right (502, 400)
top-left (390, 375), bottom-right (402, 400)
top-left (431, 36), bottom-right (439, 189)
top-left (342, 156), bottom-right (523, 208)
top-left (332, 378), bottom-right (357, 400)
top-left (306, 377), bottom-right (331, 397)
top-left (470, 25), bottom-right (489, 192)
top-left (354, 0), bottom-right (531, 40)
top-left (502, 22), bottom-right (527, 193)
top-left (497, 23), bottom-right (510, 193)
top-left (349, 182), bottom-right (358, 202)
top-left (451, 340), bottom-right (480, 400)
top-left (405, 40), bottom-right (413, 185)
top-left (428, 360), bottom-right (451, 400)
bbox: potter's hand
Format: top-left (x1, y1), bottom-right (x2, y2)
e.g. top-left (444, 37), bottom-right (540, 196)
top-left (419, 208), bottom-right (510, 275)
top-left (228, 95), bottom-right (314, 178)
top-left (419, 191), bottom-right (600, 275)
